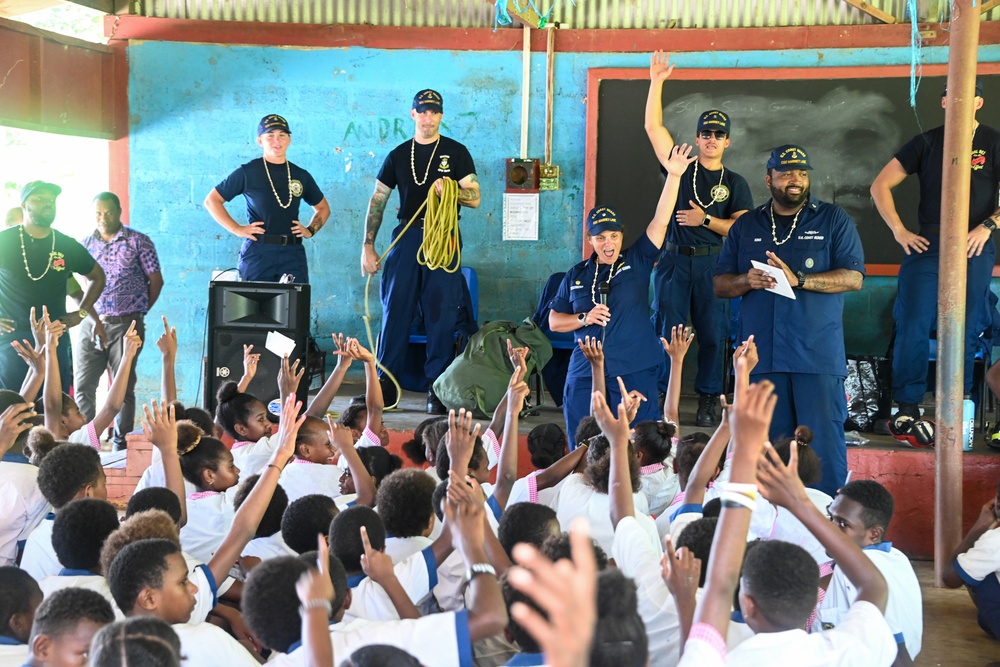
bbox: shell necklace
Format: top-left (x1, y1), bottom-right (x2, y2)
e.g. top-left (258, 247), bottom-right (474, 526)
top-left (691, 161), bottom-right (725, 210)
top-left (411, 137), bottom-right (441, 186)
top-left (263, 157), bottom-right (293, 209)
top-left (19, 226), bottom-right (56, 281)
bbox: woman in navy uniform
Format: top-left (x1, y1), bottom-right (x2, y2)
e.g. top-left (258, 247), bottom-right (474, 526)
top-left (205, 114), bottom-right (330, 283)
top-left (714, 145), bottom-right (865, 497)
top-left (549, 145), bottom-right (695, 441)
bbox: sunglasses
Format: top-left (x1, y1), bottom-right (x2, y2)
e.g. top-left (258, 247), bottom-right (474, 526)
top-left (699, 130), bottom-right (728, 140)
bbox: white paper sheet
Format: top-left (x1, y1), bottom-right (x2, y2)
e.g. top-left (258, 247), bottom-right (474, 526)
top-left (265, 330), bottom-right (297, 357)
top-left (751, 260), bottom-right (796, 300)
top-left (502, 192), bottom-right (539, 241)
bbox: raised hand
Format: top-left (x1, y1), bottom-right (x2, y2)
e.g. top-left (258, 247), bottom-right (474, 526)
top-left (11, 339), bottom-right (43, 375)
top-left (507, 339), bottom-right (529, 374)
top-left (278, 355), bottom-right (304, 398)
top-left (591, 390), bottom-right (630, 447)
top-left (122, 320), bottom-right (142, 359)
top-left (728, 360), bottom-right (776, 462)
top-left (665, 143), bottom-right (697, 177)
top-left (296, 533), bottom-right (335, 608)
top-left (446, 408), bottom-right (481, 480)
top-left (757, 440), bottom-right (809, 511)
top-left (616, 376), bottom-right (646, 423)
top-left (733, 334), bottom-right (758, 376)
top-left (578, 336), bottom-right (604, 364)
top-left (0, 318), bottom-right (14, 334)
top-left (141, 399), bottom-right (177, 453)
top-left (359, 525), bottom-right (396, 585)
top-left (273, 394), bottom-right (306, 465)
top-left (661, 536), bottom-right (702, 601)
top-left (325, 416), bottom-right (355, 455)
top-left (445, 470), bottom-right (486, 557)
top-left (242, 344), bottom-right (260, 380)
top-left (507, 365), bottom-right (531, 413)
top-left (347, 338), bottom-right (375, 363)
top-left (649, 50), bottom-right (674, 83)
top-left (41, 307), bottom-right (65, 348)
top-left (660, 324), bottom-right (694, 361)
top-left (156, 316), bottom-right (178, 357)
top-left (29, 307), bottom-right (45, 349)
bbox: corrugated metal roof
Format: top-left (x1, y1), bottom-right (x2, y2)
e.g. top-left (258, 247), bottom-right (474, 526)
top-left (134, 0), bottom-right (996, 28)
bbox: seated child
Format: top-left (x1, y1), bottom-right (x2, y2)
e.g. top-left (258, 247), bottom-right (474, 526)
top-left (215, 381), bottom-right (276, 481)
top-left (21, 587), bottom-right (116, 667)
top-left (376, 469), bottom-right (438, 563)
top-left (0, 393), bottom-right (47, 566)
top-left (23, 443), bottom-right (106, 580)
top-left (42, 318), bottom-right (141, 450)
top-left (88, 616), bottom-right (181, 667)
top-left (177, 424), bottom-right (241, 563)
top-left (944, 478), bottom-right (1000, 641)
top-left (334, 339), bottom-right (389, 449)
top-left (506, 423), bottom-right (569, 508)
top-left (280, 494), bottom-right (340, 555)
top-left (633, 420), bottom-right (679, 516)
top-left (135, 403), bottom-right (214, 497)
top-left (497, 503), bottom-right (560, 561)
top-left (233, 474), bottom-right (294, 563)
top-left (37, 498), bottom-right (124, 620)
top-left (817, 480), bottom-right (922, 664)
top-left (0, 566), bottom-right (42, 665)
top-left (280, 417), bottom-right (375, 506)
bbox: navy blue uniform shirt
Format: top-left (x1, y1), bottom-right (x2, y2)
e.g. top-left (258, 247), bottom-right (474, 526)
top-left (551, 233), bottom-right (663, 378)
top-left (666, 161), bottom-right (754, 247)
top-left (378, 136), bottom-right (475, 222)
top-left (715, 198), bottom-right (865, 377)
top-left (215, 159), bottom-right (324, 236)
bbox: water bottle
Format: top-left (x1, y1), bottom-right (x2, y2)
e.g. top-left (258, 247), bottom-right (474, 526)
top-left (962, 396), bottom-right (975, 452)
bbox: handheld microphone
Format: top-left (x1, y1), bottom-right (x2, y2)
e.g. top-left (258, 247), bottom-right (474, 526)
top-left (597, 281), bottom-right (611, 306)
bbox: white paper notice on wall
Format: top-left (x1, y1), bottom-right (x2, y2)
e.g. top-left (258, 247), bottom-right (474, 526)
top-left (503, 192), bottom-right (539, 241)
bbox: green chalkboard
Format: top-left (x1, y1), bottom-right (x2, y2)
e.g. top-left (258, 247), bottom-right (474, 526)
top-left (594, 73), bottom-right (999, 267)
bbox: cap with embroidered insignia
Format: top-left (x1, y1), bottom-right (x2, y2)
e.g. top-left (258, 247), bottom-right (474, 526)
top-left (767, 144), bottom-right (813, 172)
top-left (412, 89), bottom-right (444, 113)
top-left (258, 114), bottom-right (291, 136)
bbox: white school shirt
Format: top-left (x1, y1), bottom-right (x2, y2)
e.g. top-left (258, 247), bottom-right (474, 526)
top-left (20, 513), bottom-right (60, 581)
top-left (555, 473), bottom-right (656, 556)
top-left (434, 488), bottom-right (503, 612)
top-left (385, 535), bottom-right (433, 564)
top-left (134, 448), bottom-right (198, 496)
top-left (728, 600), bottom-right (897, 666)
top-left (0, 643), bottom-right (28, 667)
top-left (280, 459), bottom-right (342, 504)
top-left (678, 623), bottom-right (728, 667)
top-left (179, 491), bottom-right (235, 563)
top-left (67, 421), bottom-right (101, 449)
top-left (612, 516), bottom-right (749, 666)
top-left (815, 542), bottom-right (923, 660)
top-left (182, 551), bottom-right (219, 625)
top-left (747, 488), bottom-right (833, 566)
top-left (173, 620), bottom-right (260, 667)
top-left (230, 435), bottom-right (277, 481)
top-left (0, 460), bottom-right (50, 566)
top-left (269, 610), bottom-right (474, 667)
top-left (343, 545), bottom-right (439, 622)
top-left (39, 572), bottom-right (125, 620)
top-left (333, 429), bottom-right (384, 471)
top-left (954, 525), bottom-right (1000, 587)
top-left (241, 531), bottom-right (295, 561)
top-left (640, 459), bottom-right (681, 518)
top-left (507, 471), bottom-right (567, 510)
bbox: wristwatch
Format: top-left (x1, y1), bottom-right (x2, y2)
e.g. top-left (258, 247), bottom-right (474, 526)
top-left (465, 563), bottom-right (497, 584)
top-left (702, 214), bottom-right (712, 227)
top-left (795, 272), bottom-right (807, 290)
top-left (984, 218), bottom-right (997, 233)
top-left (578, 312), bottom-right (587, 324)
top-left (78, 309), bottom-right (88, 319)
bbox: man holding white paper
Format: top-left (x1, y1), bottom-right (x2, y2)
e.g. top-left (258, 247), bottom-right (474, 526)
top-left (714, 144), bottom-right (865, 496)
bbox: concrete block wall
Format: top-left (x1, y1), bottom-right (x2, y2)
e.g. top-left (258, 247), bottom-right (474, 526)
top-left (104, 432), bottom-right (153, 504)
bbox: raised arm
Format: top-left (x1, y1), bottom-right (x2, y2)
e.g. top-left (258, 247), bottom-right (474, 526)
top-left (91, 321), bottom-right (142, 436)
top-left (680, 403), bottom-right (731, 506)
top-left (360, 525), bottom-right (420, 619)
top-left (578, 336), bottom-right (606, 399)
top-left (534, 444), bottom-right (589, 491)
top-left (42, 309), bottom-right (68, 438)
top-left (592, 390), bottom-right (635, 528)
top-left (237, 344), bottom-right (259, 394)
top-left (155, 316), bottom-right (178, 403)
top-left (296, 537), bottom-right (336, 667)
top-left (12, 340), bottom-right (44, 405)
top-left (943, 497), bottom-right (1000, 588)
top-left (306, 334), bottom-right (352, 417)
top-left (327, 417), bottom-right (376, 508)
top-left (644, 51), bottom-right (677, 166)
top-left (277, 355), bottom-right (304, 405)
top-left (661, 324), bottom-right (694, 426)
top-left (492, 366), bottom-right (530, 510)
top-left (361, 180), bottom-right (392, 276)
top-left (141, 400), bottom-right (188, 527)
top-left (349, 339), bottom-right (385, 439)
top-left (445, 408), bottom-right (481, 482)
top-left (646, 144), bottom-right (697, 249)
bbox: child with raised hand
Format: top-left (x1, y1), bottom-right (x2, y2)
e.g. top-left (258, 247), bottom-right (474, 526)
top-left (326, 415), bottom-right (376, 507)
top-left (718, 386), bottom-right (895, 666)
top-left (660, 323), bottom-right (694, 427)
top-left (216, 379), bottom-right (277, 481)
top-left (335, 338), bottom-right (389, 448)
top-left (0, 398), bottom-right (45, 566)
top-left (43, 313), bottom-right (142, 450)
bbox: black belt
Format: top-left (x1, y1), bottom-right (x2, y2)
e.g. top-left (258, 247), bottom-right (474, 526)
top-left (260, 234), bottom-right (302, 246)
top-left (664, 242), bottom-right (721, 257)
top-left (100, 313), bottom-right (144, 324)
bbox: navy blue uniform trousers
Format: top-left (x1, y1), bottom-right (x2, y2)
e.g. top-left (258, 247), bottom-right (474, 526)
top-left (892, 236), bottom-right (995, 405)
top-left (753, 371), bottom-right (847, 498)
top-left (378, 222), bottom-right (463, 384)
top-left (238, 239), bottom-right (309, 284)
top-left (652, 251), bottom-right (726, 395)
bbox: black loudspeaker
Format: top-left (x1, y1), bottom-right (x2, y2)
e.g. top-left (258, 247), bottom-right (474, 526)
top-left (203, 281), bottom-right (310, 414)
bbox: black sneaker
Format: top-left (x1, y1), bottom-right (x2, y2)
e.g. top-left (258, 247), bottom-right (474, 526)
top-left (696, 393), bottom-right (717, 427)
top-left (892, 402), bottom-right (920, 421)
top-left (426, 390), bottom-right (447, 415)
top-left (379, 376), bottom-right (398, 407)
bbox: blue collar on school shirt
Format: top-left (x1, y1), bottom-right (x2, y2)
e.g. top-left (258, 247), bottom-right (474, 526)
top-left (45, 513), bottom-right (55, 521)
top-left (731, 610), bottom-right (745, 624)
top-left (505, 653), bottom-right (546, 666)
top-left (346, 573), bottom-right (367, 588)
top-left (58, 568), bottom-right (98, 577)
top-left (1, 453), bottom-right (30, 464)
top-left (286, 622), bottom-right (339, 655)
top-left (0, 635), bottom-right (23, 645)
top-left (863, 541), bottom-right (892, 553)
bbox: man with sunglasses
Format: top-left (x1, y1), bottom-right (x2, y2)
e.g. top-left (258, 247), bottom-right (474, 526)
top-left (644, 51), bottom-right (754, 428)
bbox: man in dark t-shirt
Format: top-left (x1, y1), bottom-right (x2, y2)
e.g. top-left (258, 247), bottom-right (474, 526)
top-left (361, 89), bottom-right (480, 414)
top-left (205, 114), bottom-right (330, 283)
top-left (871, 81), bottom-right (1000, 419)
top-left (644, 51), bottom-right (754, 427)
top-left (0, 181), bottom-right (105, 392)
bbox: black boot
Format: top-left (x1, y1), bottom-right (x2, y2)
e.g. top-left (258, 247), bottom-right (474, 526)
top-left (426, 389), bottom-right (447, 415)
top-left (696, 393), bottom-right (717, 428)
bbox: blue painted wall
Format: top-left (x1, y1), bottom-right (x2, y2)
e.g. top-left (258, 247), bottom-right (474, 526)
top-left (126, 41), bottom-right (999, 402)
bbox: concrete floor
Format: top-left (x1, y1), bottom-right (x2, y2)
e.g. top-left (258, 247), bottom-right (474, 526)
top-left (914, 560), bottom-right (1000, 667)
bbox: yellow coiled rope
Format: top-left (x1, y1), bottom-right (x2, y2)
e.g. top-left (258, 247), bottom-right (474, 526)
top-left (363, 179), bottom-right (462, 409)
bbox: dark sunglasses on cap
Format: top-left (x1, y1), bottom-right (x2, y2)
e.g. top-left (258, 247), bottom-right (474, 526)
top-left (699, 130), bottom-right (728, 140)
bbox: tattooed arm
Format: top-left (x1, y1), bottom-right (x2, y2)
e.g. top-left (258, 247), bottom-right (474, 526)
top-left (361, 180), bottom-right (392, 276)
top-left (457, 173), bottom-right (481, 209)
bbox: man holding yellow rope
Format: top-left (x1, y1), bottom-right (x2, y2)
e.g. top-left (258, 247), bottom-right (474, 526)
top-left (361, 89), bottom-right (480, 414)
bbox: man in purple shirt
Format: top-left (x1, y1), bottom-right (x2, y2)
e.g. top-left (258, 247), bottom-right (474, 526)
top-left (75, 192), bottom-right (163, 450)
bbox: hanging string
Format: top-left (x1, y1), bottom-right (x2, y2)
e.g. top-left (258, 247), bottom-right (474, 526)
top-left (907, 0), bottom-right (923, 108)
top-left (493, 0), bottom-right (573, 31)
